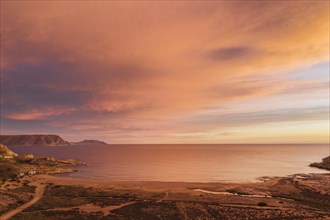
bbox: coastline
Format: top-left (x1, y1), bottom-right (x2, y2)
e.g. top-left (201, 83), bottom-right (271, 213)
top-left (9, 143), bottom-right (328, 183)
top-left (1, 172), bottom-right (329, 219)
top-left (1, 144), bottom-right (329, 219)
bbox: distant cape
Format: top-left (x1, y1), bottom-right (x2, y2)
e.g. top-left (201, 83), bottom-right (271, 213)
top-left (0, 135), bottom-right (70, 147)
top-left (310, 156), bottom-right (330, 171)
top-left (70, 140), bottom-right (109, 145)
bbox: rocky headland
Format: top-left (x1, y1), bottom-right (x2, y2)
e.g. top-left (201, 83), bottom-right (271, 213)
top-left (0, 144), bottom-right (85, 180)
top-left (310, 156), bottom-right (330, 171)
top-left (0, 135), bottom-right (70, 147)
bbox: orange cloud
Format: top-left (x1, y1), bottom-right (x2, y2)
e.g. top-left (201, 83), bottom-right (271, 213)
top-left (1, 1), bottom-right (329, 143)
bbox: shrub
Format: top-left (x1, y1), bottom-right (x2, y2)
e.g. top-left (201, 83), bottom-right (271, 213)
top-left (257, 202), bottom-right (267, 206)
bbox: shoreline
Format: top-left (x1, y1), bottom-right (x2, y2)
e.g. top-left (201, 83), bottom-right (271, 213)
top-left (11, 171), bottom-right (330, 198)
top-left (1, 144), bottom-right (329, 219)
top-left (7, 143), bottom-right (329, 184)
top-left (33, 171), bottom-right (330, 191)
top-left (1, 172), bottom-right (329, 219)
top-left (53, 169), bottom-right (330, 183)
top-left (4, 172), bottom-right (330, 199)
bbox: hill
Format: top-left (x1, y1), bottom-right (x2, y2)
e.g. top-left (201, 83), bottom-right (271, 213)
top-left (0, 143), bottom-right (18, 158)
top-left (0, 135), bottom-right (70, 147)
top-left (71, 140), bottom-right (108, 145)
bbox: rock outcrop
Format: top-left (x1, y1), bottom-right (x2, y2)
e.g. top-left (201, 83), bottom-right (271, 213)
top-left (310, 156), bottom-right (330, 171)
top-left (0, 135), bottom-right (70, 147)
top-left (0, 144), bottom-right (18, 158)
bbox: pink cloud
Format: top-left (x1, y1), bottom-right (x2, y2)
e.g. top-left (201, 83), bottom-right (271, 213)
top-left (1, 1), bottom-right (329, 143)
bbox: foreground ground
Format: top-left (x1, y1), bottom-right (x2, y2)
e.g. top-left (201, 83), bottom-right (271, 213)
top-left (0, 173), bottom-right (329, 220)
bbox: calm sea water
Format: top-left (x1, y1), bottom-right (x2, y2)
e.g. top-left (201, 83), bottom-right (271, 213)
top-left (9, 144), bottom-right (329, 182)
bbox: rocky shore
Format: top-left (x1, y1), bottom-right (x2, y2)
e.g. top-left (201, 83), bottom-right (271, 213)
top-left (0, 144), bottom-right (85, 180)
top-left (310, 156), bottom-right (330, 171)
top-left (1, 146), bottom-right (329, 219)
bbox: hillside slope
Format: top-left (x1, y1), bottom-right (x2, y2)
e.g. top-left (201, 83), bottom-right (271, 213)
top-left (0, 143), bottom-right (18, 158)
top-left (0, 135), bottom-right (69, 147)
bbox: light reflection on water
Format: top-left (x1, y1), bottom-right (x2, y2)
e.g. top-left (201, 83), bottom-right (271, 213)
top-left (9, 144), bottom-right (329, 182)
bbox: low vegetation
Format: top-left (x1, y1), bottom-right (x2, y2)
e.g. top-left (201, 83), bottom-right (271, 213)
top-left (5, 174), bottom-right (330, 220)
top-left (0, 161), bottom-right (20, 180)
top-left (257, 201), bottom-right (267, 206)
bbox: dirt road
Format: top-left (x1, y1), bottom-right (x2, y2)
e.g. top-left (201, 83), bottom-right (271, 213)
top-left (0, 183), bottom-right (46, 220)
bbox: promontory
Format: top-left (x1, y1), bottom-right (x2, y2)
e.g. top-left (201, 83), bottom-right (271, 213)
top-left (0, 135), bottom-right (70, 147)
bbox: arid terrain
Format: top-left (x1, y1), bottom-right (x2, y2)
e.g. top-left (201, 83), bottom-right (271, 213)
top-left (0, 173), bottom-right (329, 220)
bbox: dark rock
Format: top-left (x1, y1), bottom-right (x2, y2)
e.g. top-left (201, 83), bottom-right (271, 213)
top-left (309, 156), bottom-right (330, 171)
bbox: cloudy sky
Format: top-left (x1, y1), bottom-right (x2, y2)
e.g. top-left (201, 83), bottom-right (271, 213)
top-left (1, 1), bottom-right (329, 143)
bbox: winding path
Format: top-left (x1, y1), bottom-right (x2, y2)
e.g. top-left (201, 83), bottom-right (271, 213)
top-left (1, 183), bottom-right (46, 220)
top-left (157, 191), bottom-right (169, 202)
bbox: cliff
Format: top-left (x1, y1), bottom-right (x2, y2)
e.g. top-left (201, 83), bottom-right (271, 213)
top-left (0, 135), bottom-right (70, 147)
top-left (310, 156), bottom-right (330, 171)
top-left (71, 139), bottom-right (108, 145)
top-left (0, 143), bottom-right (18, 158)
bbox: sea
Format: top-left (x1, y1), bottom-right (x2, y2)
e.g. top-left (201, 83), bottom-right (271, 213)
top-left (9, 144), bottom-right (329, 183)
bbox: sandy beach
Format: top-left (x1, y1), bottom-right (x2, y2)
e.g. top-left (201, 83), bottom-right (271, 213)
top-left (1, 143), bottom-right (329, 219)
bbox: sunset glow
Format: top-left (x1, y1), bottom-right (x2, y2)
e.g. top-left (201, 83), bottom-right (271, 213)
top-left (1, 1), bottom-right (329, 143)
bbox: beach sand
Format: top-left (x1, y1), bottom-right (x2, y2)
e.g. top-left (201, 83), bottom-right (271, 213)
top-left (1, 173), bottom-right (329, 219)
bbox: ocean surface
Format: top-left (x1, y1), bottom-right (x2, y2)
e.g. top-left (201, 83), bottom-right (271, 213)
top-left (9, 144), bottom-right (329, 182)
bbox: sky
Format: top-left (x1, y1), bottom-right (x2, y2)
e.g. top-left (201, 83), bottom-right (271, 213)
top-left (1, 1), bottom-right (329, 144)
